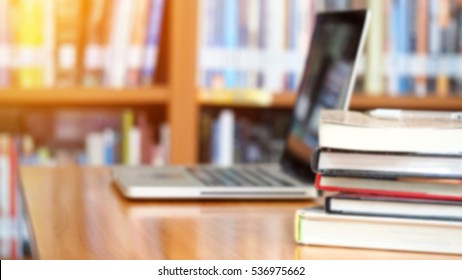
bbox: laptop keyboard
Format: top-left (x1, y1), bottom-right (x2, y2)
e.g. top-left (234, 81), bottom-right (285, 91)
top-left (187, 167), bottom-right (295, 187)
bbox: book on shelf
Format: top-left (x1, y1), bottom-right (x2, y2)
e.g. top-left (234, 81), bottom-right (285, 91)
top-left (1, 0), bottom-right (166, 89)
top-left (55, 0), bottom-right (83, 87)
top-left (0, 0), bottom-right (10, 87)
top-left (12, 0), bottom-right (47, 88)
top-left (295, 207), bottom-right (462, 255)
top-left (126, 0), bottom-right (151, 87)
top-left (82, 0), bottom-right (112, 87)
top-left (141, 0), bottom-right (166, 86)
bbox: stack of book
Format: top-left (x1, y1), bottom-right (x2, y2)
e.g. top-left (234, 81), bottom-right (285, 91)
top-left (0, 0), bottom-right (165, 89)
top-left (295, 110), bottom-right (462, 255)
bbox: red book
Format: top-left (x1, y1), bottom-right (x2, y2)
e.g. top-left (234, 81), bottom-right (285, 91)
top-left (315, 174), bottom-right (462, 202)
top-left (9, 138), bottom-right (17, 218)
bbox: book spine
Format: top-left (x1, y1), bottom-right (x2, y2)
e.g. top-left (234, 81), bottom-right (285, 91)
top-left (0, 0), bottom-right (10, 87)
top-left (9, 138), bottom-right (17, 219)
top-left (137, 112), bottom-right (153, 165)
top-left (365, 0), bottom-right (384, 95)
top-left (43, 0), bottom-right (55, 88)
top-left (437, 0), bottom-right (458, 95)
top-left (159, 123), bottom-right (170, 165)
top-left (82, 0), bottom-right (108, 87)
top-left (457, 0), bottom-right (462, 94)
top-left (435, 0), bottom-right (451, 96)
top-left (121, 110), bottom-right (134, 165)
top-left (0, 135), bottom-right (10, 220)
top-left (85, 132), bottom-right (104, 165)
top-left (128, 128), bottom-right (141, 166)
top-left (415, 0), bottom-right (428, 97)
top-left (396, 0), bottom-right (412, 94)
top-left (237, 0), bottom-right (248, 88)
top-left (103, 129), bottom-right (115, 165)
top-left (55, 0), bottom-right (83, 87)
top-left (105, 0), bottom-right (135, 88)
top-left (127, 0), bottom-right (151, 87)
top-left (428, 0), bottom-right (441, 93)
top-left (263, 0), bottom-right (285, 92)
top-left (217, 109), bottom-right (235, 166)
top-left (387, 0), bottom-right (398, 94)
top-left (222, 0), bottom-right (239, 88)
top-left (0, 139), bottom-right (10, 259)
top-left (141, 0), bottom-right (166, 86)
top-left (246, 0), bottom-right (260, 89)
top-left (13, 0), bottom-right (46, 88)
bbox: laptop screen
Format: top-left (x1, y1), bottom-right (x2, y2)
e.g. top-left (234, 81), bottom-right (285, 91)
top-left (280, 10), bottom-right (369, 182)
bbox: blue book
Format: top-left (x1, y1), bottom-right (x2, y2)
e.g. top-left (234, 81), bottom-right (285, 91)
top-left (222, 0), bottom-right (239, 88)
top-left (396, 0), bottom-right (411, 94)
top-left (141, 0), bottom-right (165, 85)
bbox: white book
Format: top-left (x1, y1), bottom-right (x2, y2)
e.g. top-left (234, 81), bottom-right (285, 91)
top-left (246, 0), bottom-right (260, 88)
top-left (263, 0), bottom-right (285, 92)
top-left (296, 207), bottom-right (462, 255)
top-left (128, 128), bottom-right (141, 166)
top-left (217, 110), bottom-right (235, 166)
top-left (106, 0), bottom-right (135, 88)
top-left (319, 110), bottom-right (462, 154)
top-left (43, 0), bottom-right (55, 87)
top-left (365, 0), bottom-right (384, 94)
top-left (85, 132), bottom-right (104, 165)
top-left (159, 123), bottom-right (170, 165)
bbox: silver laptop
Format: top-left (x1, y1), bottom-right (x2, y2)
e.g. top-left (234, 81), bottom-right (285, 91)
top-left (112, 10), bottom-right (370, 199)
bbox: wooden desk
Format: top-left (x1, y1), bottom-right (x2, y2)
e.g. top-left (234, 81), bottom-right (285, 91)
top-left (20, 167), bottom-right (461, 260)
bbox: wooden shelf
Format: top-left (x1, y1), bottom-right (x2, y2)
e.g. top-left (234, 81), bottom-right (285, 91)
top-left (350, 95), bottom-right (462, 110)
top-left (200, 92), bottom-right (462, 110)
top-left (0, 86), bottom-right (168, 106)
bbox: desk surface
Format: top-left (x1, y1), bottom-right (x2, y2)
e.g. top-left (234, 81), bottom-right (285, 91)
top-left (20, 167), bottom-right (461, 260)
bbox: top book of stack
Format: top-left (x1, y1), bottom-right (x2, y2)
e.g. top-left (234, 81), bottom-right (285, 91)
top-left (319, 110), bottom-right (462, 155)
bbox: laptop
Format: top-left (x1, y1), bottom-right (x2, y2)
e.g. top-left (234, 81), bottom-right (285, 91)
top-left (112, 10), bottom-right (370, 199)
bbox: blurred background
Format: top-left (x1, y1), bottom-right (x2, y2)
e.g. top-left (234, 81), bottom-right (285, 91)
top-left (1, 0), bottom-right (462, 259)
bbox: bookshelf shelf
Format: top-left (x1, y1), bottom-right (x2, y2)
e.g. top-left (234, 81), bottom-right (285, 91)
top-left (350, 95), bottom-right (462, 110)
top-left (200, 91), bottom-right (462, 111)
top-left (0, 87), bottom-right (168, 106)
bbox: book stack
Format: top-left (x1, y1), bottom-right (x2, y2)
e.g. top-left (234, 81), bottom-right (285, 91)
top-left (295, 110), bottom-right (462, 255)
top-left (0, 0), bottom-right (165, 89)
